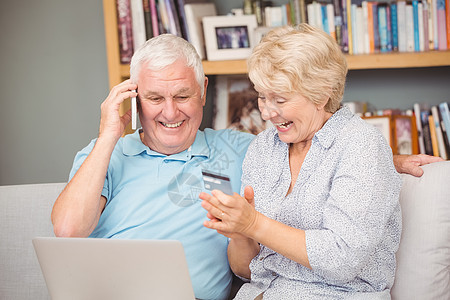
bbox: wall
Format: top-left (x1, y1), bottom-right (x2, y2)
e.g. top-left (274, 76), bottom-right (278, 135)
top-left (0, 0), bottom-right (109, 185)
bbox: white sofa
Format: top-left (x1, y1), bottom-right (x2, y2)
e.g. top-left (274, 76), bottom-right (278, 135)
top-left (1, 161), bottom-right (449, 300)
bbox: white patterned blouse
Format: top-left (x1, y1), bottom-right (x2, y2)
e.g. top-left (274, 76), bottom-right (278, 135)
top-left (235, 106), bottom-right (402, 300)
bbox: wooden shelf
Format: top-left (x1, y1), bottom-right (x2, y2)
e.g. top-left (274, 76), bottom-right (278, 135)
top-left (116, 51), bottom-right (450, 77)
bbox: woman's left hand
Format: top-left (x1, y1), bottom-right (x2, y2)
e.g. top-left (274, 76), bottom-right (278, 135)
top-left (200, 186), bottom-right (258, 238)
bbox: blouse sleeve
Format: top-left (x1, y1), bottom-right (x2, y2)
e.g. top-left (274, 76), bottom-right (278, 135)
top-left (305, 125), bottom-right (402, 283)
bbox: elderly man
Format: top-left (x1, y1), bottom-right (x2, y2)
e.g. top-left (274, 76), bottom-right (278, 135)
top-left (51, 34), bottom-right (441, 300)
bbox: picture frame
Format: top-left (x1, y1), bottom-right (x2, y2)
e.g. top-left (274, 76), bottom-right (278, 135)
top-left (202, 15), bottom-right (258, 61)
top-left (213, 75), bottom-right (268, 135)
top-left (392, 115), bottom-right (419, 155)
top-left (362, 116), bottom-right (394, 150)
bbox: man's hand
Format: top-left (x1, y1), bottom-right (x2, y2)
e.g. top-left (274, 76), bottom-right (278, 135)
top-left (99, 79), bottom-right (137, 142)
top-left (393, 154), bottom-right (444, 177)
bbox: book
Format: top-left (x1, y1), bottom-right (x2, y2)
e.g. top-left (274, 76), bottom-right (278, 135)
top-left (397, 0), bottom-right (407, 52)
top-left (299, 0), bottom-right (307, 24)
top-left (333, 0), bottom-right (343, 45)
top-left (428, 0), bottom-right (435, 49)
top-left (412, 0), bottom-right (420, 52)
top-left (290, 0), bottom-right (302, 24)
top-left (437, 0), bottom-right (448, 50)
top-left (447, 0), bottom-right (450, 48)
top-left (372, 2), bottom-right (380, 52)
top-left (406, 4), bottom-right (415, 52)
top-left (368, 1), bottom-right (375, 52)
top-left (176, 0), bottom-right (191, 41)
top-left (390, 2), bottom-right (398, 51)
top-left (413, 103), bottom-right (426, 154)
top-left (184, 3), bottom-right (217, 60)
top-left (421, 110), bottom-right (434, 156)
top-left (439, 102), bottom-right (450, 151)
top-left (428, 114), bottom-right (440, 157)
top-left (307, 3), bottom-right (316, 27)
top-left (432, 0), bottom-right (439, 49)
top-left (142, 0), bottom-right (154, 40)
top-left (386, 4), bottom-right (393, 51)
top-left (431, 105), bottom-right (448, 159)
top-left (116, 0), bottom-right (134, 64)
top-left (379, 5), bottom-right (389, 52)
top-left (347, 0), bottom-right (353, 54)
top-left (423, 0), bottom-right (430, 51)
top-left (167, 0), bottom-right (183, 37)
top-left (130, 0), bottom-right (147, 51)
top-left (327, 4), bottom-right (336, 40)
top-left (362, 1), bottom-right (370, 53)
top-left (418, 2), bottom-right (425, 51)
top-left (340, 0), bottom-right (349, 52)
top-left (438, 103), bottom-right (450, 156)
top-left (351, 4), bottom-right (358, 54)
top-left (149, 0), bottom-right (160, 37)
top-left (158, 0), bottom-right (171, 34)
top-left (356, 6), bottom-right (365, 54)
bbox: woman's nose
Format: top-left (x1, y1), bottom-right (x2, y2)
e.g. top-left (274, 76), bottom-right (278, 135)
top-left (259, 101), bottom-right (279, 120)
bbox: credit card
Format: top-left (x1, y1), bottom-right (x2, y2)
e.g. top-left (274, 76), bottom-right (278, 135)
top-left (201, 170), bottom-right (233, 195)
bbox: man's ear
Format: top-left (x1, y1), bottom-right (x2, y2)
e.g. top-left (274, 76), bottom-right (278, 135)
top-left (202, 76), bottom-right (208, 106)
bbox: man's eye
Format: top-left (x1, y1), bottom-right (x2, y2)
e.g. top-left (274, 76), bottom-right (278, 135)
top-left (175, 96), bottom-right (190, 102)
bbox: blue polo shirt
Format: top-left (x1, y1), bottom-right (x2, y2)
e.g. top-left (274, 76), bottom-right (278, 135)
top-left (69, 128), bottom-right (254, 300)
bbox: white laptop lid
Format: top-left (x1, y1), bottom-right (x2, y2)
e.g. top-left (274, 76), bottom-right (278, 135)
top-left (32, 237), bottom-right (195, 300)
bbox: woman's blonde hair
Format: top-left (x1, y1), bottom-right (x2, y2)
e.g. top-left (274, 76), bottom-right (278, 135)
top-left (248, 24), bottom-right (348, 113)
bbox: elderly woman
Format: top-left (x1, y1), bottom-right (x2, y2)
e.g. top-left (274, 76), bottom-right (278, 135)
top-left (200, 24), bottom-right (402, 299)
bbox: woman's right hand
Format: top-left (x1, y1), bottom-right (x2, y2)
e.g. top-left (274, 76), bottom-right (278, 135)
top-left (98, 79), bottom-right (137, 142)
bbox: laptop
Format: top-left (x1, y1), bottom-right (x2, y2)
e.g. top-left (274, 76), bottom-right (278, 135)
top-left (32, 237), bottom-right (195, 300)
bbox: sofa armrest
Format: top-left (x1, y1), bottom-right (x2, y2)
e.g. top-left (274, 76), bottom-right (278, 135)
top-left (0, 182), bottom-right (66, 300)
top-left (391, 161), bottom-right (450, 300)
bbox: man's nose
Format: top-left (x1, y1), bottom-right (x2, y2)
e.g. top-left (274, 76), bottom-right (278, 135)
top-left (162, 99), bottom-right (178, 120)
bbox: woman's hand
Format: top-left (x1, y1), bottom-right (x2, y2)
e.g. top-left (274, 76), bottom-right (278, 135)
top-left (200, 186), bottom-right (258, 239)
top-left (98, 79), bottom-right (137, 142)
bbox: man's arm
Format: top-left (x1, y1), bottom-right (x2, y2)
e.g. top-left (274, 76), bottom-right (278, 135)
top-left (51, 80), bottom-right (137, 237)
top-left (393, 154), bottom-right (444, 177)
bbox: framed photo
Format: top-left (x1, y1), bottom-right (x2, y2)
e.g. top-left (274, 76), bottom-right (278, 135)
top-left (362, 116), bottom-right (394, 150)
top-left (202, 15), bottom-right (258, 61)
top-left (213, 75), bottom-right (268, 135)
top-left (392, 115), bottom-right (419, 155)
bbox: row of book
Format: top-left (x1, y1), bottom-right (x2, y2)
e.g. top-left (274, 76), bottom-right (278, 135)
top-left (414, 102), bottom-right (450, 159)
top-left (116, 0), bottom-right (213, 63)
top-left (345, 101), bottom-right (450, 159)
top-left (283, 0), bottom-right (450, 54)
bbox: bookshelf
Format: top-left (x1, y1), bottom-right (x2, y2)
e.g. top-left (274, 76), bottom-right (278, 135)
top-left (102, 0), bottom-right (450, 87)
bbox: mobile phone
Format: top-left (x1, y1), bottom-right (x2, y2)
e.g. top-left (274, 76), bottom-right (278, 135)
top-left (201, 170), bottom-right (233, 195)
top-left (131, 89), bottom-right (137, 130)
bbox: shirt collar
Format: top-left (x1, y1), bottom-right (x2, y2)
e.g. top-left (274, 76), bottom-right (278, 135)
top-left (122, 129), bottom-right (210, 161)
top-left (314, 106), bottom-right (353, 149)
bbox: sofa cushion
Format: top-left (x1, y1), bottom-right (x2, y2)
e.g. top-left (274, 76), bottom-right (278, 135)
top-left (391, 161), bottom-right (450, 299)
top-left (0, 182), bottom-right (65, 300)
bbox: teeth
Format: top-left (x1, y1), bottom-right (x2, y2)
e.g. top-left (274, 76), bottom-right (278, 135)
top-left (274, 121), bottom-right (292, 129)
top-left (161, 121), bottom-right (183, 128)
